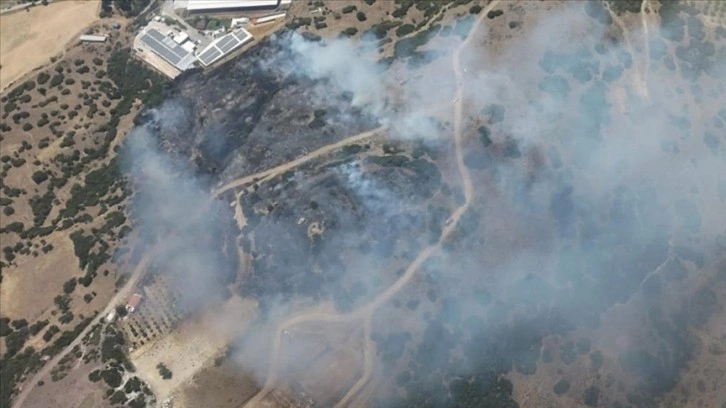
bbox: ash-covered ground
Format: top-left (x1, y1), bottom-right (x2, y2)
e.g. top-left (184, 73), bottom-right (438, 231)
top-left (145, 35), bottom-right (380, 180)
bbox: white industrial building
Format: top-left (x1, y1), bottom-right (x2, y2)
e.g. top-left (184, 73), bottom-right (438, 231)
top-left (79, 34), bottom-right (108, 43)
top-left (172, 31), bottom-right (190, 44)
top-left (184, 0), bottom-right (291, 13)
top-left (231, 17), bottom-right (250, 27)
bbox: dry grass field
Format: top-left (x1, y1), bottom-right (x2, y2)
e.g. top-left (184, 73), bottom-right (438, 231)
top-left (0, 0), bottom-right (100, 91)
top-left (0, 26), bottom-right (137, 323)
top-left (130, 295), bottom-right (258, 403)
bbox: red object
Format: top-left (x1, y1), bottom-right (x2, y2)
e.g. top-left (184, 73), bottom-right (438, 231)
top-left (126, 293), bottom-right (143, 313)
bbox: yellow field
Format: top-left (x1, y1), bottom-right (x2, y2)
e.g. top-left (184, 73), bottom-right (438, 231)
top-left (0, 0), bottom-right (100, 91)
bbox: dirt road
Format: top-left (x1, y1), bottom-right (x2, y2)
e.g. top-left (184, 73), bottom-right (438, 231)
top-left (213, 126), bottom-right (385, 197)
top-left (244, 1), bottom-right (499, 405)
top-left (605, 1), bottom-right (649, 99)
top-left (640, 0), bottom-right (651, 101)
top-left (12, 249), bottom-right (155, 408)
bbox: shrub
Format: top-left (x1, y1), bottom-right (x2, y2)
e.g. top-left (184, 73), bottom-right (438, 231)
top-left (42, 325), bottom-right (60, 342)
top-left (29, 190), bottom-right (54, 226)
top-left (3, 207), bottom-right (14, 216)
top-left (37, 72), bottom-right (50, 85)
top-left (88, 369), bottom-right (101, 382)
top-left (583, 386), bottom-right (600, 407)
top-left (29, 320), bottom-right (48, 335)
top-left (589, 350), bottom-right (603, 370)
top-left (0, 317), bottom-right (12, 336)
top-left (487, 9), bottom-right (504, 19)
top-left (3, 101), bottom-right (16, 113)
top-left (58, 311), bottom-right (74, 324)
top-left (342, 5), bottom-right (356, 13)
top-left (392, 1), bottom-right (414, 18)
top-left (553, 379), bottom-right (570, 395)
top-left (54, 294), bottom-right (70, 313)
top-left (22, 123), bottom-right (33, 132)
top-left (156, 363), bottom-right (172, 379)
top-left (356, 11), bottom-right (367, 21)
top-left (469, 5), bottom-right (482, 14)
top-left (62, 278), bottom-right (77, 294)
top-left (50, 73), bottom-right (64, 87)
top-left (101, 368), bottom-right (123, 388)
top-left (396, 24), bottom-right (416, 37)
top-left (4, 222), bottom-right (23, 233)
top-left (109, 391), bottom-right (127, 405)
top-left (341, 27), bottom-right (358, 36)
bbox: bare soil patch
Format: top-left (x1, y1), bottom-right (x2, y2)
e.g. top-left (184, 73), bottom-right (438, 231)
top-left (176, 362), bottom-right (259, 408)
top-left (20, 359), bottom-right (107, 408)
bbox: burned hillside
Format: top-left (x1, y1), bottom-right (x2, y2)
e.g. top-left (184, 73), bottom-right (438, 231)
top-left (236, 144), bottom-right (451, 314)
top-left (149, 33), bottom-right (381, 180)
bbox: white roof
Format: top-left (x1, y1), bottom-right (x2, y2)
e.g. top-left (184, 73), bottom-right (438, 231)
top-left (181, 41), bottom-right (196, 53)
top-left (173, 32), bottom-right (189, 44)
top-left (79, 35), bottom-right (108, 41)
top-left (186, 0), bottom-right (279, 11)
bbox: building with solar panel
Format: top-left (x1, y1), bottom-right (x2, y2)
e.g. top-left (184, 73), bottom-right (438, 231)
top-left (196, 28), bottom-right (254, 67)
top-left (137, 28), bottom-right (198, 72)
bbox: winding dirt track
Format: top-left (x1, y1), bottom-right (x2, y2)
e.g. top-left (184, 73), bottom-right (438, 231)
top-left (244, 1), bottom-right (500, 406)
top-left (15, 0), bottom-right (504, 405)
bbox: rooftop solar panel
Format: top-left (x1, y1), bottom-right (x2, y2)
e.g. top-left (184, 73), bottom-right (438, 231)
top-left (219, 40), bottom-right (240, 54)
top-left (216, 35), bottom-right (237, 50)
top-left (141, 33), bottom-right (182, 65)
top-left (233, 30), bottom-right (252, 42)
top-left (195, 28), bottom-right (253, 67)
top-left (140, 29), bottom-right (195, 69)
top-left (199, 47), bottom-right (223, 65)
